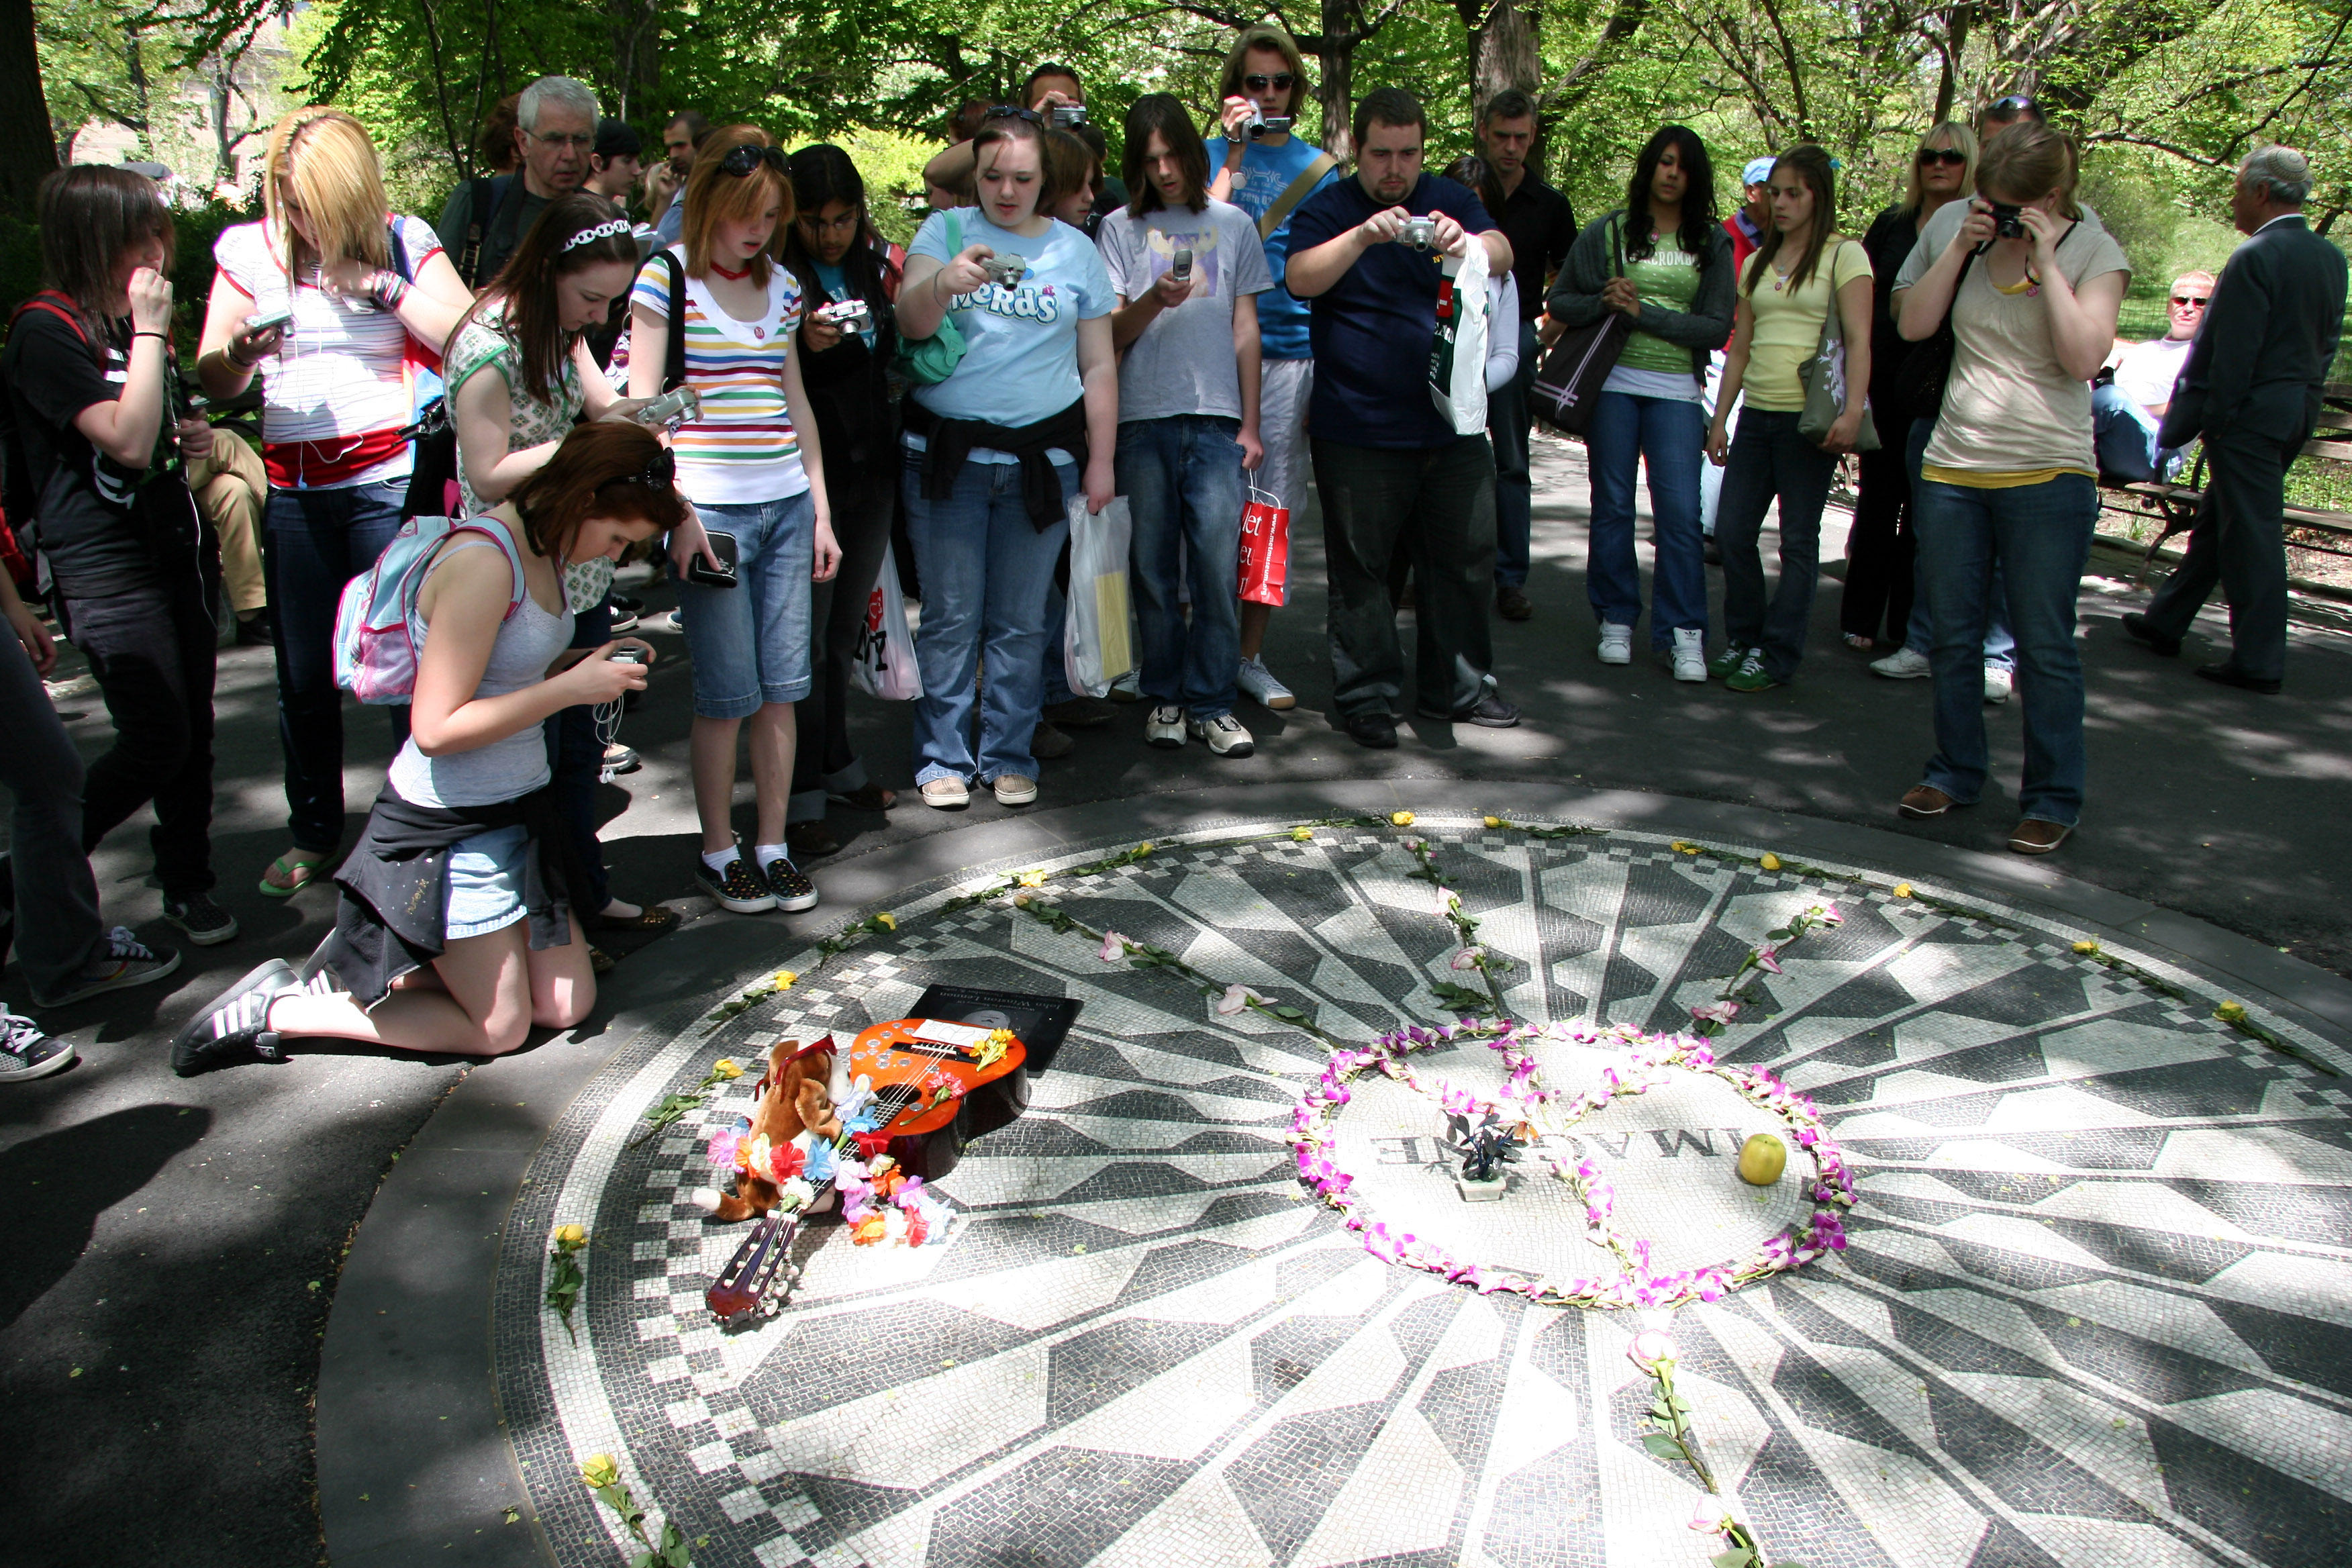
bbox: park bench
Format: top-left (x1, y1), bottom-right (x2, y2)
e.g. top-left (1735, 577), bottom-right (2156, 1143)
top-left (2096, 380), bottom-right (2352, 594)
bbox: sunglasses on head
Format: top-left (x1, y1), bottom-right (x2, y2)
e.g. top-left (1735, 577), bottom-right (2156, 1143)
top-left (1916, 148), bottom-right (1967, 167)
top-left (1990, 94), bottom-right (2039, 115)
top-left (984, 105), bottom-right (1043, 125)
top-left (599, 449), bottom-right (677, 493)
top-left (2171, 293), bottom-right (2210, 307)
top-left (1244, 72), bottom-right (1295, 92)
top-left (718, 143), bottom-right (789, 178)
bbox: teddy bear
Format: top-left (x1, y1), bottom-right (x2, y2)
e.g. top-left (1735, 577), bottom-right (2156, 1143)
top-left (690, 1036), bottom-right (844, 1221)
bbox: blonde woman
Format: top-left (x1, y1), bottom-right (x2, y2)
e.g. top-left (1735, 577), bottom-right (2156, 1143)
top-left (1845, 121), bottom-right (1977, 650)
top-left (197, 107), bottom-right (473, 898)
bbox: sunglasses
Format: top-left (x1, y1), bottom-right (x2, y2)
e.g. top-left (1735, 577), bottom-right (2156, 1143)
top-left (1990, 94), bottom-right (2039, 115)
top-left (599, 449), bottom-right (678, 492)
top-left (1916, 148), bottom-right (1967, 167)
top-left (984, 105), bottom-right (1044, 125)
top-left (1244, 73), bottom-right (1295, 92)
top-left (718, 144), bottom-right (789, 177)
top-left (2170, 294), bottom-right (2210, 307)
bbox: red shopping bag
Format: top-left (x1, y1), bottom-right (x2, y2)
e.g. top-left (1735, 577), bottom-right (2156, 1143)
top-left (1236, 485), bottom-right (1289, 606)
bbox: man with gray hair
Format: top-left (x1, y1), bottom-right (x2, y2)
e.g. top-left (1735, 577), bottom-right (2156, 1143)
top-left (435, 75), bottom-right (601, 289)
top-left (2124, 145), bottom-right (2347, 693)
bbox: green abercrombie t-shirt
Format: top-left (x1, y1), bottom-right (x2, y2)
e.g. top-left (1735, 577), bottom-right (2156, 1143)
top-left (1613, 230), bottom-right (1704, 377)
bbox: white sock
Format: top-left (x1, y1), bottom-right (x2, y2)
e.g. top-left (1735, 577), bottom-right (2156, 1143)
top-left (753, 842), bottom-right (790, 873)
top-left (701, 846), bottom-right (739, 875)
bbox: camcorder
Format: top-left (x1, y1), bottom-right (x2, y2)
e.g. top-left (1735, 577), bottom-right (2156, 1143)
top-left (980, 254), bottom-right (1029, 288)
top-left (1989, 201), bottom-right (2027, 238)
top-left (1050, 104), bottom-right (1087, 128)
top-left (817, 298), bottom-right (872, 331)
top-left (1246, 107), bottom-right (1293, 140)
top-left (1398, 216), bottom-right (1438, 250)
top-left (631, 385), bottom-right (701, 430)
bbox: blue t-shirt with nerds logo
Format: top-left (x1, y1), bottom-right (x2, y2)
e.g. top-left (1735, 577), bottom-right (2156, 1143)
top-left (1205, 134), bottom-right (1339, 362)
top-left (907, 208), bottom-right (1115, 430)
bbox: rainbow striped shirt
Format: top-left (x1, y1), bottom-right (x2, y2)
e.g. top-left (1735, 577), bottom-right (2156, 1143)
top-left (630, 248), bottom-right (809, 505)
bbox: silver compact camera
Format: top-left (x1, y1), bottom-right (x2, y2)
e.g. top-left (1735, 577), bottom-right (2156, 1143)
top-left (1398, 216), bottom-right (1438, 250)
top-left (1050, 103), bottom-right (1087, 128)
top-left (980, 254), bottom-right (1029, 288)
top-left (1246, 108), bottom-right (1293, 140)
top-left (607, 646), bottom-right (646, 666)
top-left (817, 298), bottom-right (871, 331)
top-left (632, 385), bottom-right (701, 430)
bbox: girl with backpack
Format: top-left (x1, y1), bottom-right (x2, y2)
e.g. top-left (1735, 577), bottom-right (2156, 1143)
top-left (1705, 144), bottom-right (1874, 692)
top-left (444, 191), bottom-right (681, 961)
top-left (196, 107), bottom-right (474, 901)
top-left (628, 125), bottom-right (842, 916)
top-left (778, 146), bottom-right (903, 858)
top-left (168, 422), bottom-right (673, 1071)
top-left (0, 164), bottom-right (227, 962)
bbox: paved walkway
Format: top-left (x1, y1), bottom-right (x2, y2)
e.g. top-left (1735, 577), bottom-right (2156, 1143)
top-left (4, 432), bottom-right (2349, 1565)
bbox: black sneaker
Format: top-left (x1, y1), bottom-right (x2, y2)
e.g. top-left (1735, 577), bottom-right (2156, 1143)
top-left (162, 893), bottom-right (240, 947)
top-left (1418, 695), bottom-right (1522, 729)
top-left (693, 852), bottom-right (777, 914)
top-left (611, 593), bottom-right (646, 615)
top-left (0, 1006), bottom-right (75, 1082)
top-left (170, 959), bottom-right (299, 1075)
top-left (31, 926), bottom-right (183, 1009)
top-left (761, 854), bottom-right (820, 913)
top-left (1344, 712), bottom-right (1399, 750)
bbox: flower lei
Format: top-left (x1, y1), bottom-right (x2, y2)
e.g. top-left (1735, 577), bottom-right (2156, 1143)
top-left (1290, 1018), bottom-right (1855, 1310)
top-left (703, 1075), bottom-right (957, 1251)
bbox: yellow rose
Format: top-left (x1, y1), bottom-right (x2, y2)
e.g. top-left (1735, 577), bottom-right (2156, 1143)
top-left (1013, 892), bottom-right (1032, 907)
top-left (1759, 852), bottom-right (1781, 871)
top-left (1391, 811), bottom-right (1416, 827)
top-left (1483, 816), bottom-right (1502, 829)
top-left (2214, 1000), bottom-right (2248, 1024)
top-left (1291, 827), bottom-right (1314, 842)
top-left (771, 969), bottom-right (797, 989)
top-left (554, 1224), bottom-right (585, 1246)
top-left (1134, 842), bottom-right (1154, 856)
top-left (1017, 871), bottom-right (1048, 887)
top-left (713, 1058), bottom-right (744, 1079)
top-left (579, 1454), bottom-right (618, 1489)
top-left (1671, 842), bottom-right (1698, 855)
top-left (875, 912), bottom-right (897, 931)
top-left (1892, 881), bottom-right (1913, 898)
top-left (2071, 940), bottom-right (2099, 955)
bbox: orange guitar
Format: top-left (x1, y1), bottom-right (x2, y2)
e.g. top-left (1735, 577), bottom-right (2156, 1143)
top-left (705, 1018), bottom-right (1029, 1324)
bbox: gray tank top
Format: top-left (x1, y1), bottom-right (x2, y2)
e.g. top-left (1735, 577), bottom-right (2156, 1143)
top-left (385, 533), bottom-right (574, 807)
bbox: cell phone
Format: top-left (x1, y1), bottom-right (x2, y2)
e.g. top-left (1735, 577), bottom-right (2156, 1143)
top-left (246, 305), bottom-right (293, 335)
top-left (1171, 248), bottom-right (1193, 284)
top-left (687, 529), bottom-right (740, 589)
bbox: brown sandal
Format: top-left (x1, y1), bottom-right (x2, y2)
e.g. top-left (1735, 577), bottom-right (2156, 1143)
top-left (589, 903), bottom-right (680, 933)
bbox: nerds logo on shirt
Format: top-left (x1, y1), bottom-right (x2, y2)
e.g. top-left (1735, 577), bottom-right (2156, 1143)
top-left (950, 280), bottom-right (1064, 324)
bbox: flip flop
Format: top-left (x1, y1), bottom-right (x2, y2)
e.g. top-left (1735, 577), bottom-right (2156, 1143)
top-left (258, 852), bottom-right (328, 899)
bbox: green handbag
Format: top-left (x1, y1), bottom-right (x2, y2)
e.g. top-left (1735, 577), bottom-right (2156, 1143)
top-left (893, 211), bottom-right (967, 386)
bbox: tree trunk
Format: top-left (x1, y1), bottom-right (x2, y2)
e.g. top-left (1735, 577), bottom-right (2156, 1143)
top-left (1464, 0), bottom-right (1542, 111)
top-left (1933, 2), bottom-right (1971, 126)
top-left (0, 0), bottom-right (60, 215)
top-left (1317, 0), bottom-right (1355, 160)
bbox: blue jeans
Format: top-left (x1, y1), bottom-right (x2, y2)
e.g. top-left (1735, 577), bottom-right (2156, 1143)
top-left (2091, 382), bottom-right (2184, 483)
top-left (1119, 415), bottom-right (1244, 716)
top-left (264, 477), bottom-right (411, 851)
top-left (1914, 474), bottom-right (2096, 826)
top-left (1491, 320), bottom-right (1539, 588)
top-left (1902, 415), bottom-right (2015, 669)
top-left (903, 454), bottom-right (1074, 785)
top-left (1714, 410), bottom-right (1837, 681)
top-left (1585, 389), bottom-right (1707, 648)
top-left (680, 492), bottom-right (816, 718)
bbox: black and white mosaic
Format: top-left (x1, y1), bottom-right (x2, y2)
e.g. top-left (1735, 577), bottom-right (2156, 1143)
top-left (492, 818), bottom-right (2352, 1568)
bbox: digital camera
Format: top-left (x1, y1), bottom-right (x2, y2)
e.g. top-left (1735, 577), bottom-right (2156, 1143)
top-left (1050, 103), bottom-right (1087, 128)
top-left (1989, 201), bottom-right (2026, 238)
top-left (817, 299), bottom-right (872, 331)
top-left (980, 254), bottom-right (1029, 288)
top-left (607, 646), bottom-right (646, 666)
top-left (1246, 108), bottom-right (1293, 140)
top-left (1398, 216), bottom-right (1438, 250)
top-left (632, 385), bottom-right (701, 430)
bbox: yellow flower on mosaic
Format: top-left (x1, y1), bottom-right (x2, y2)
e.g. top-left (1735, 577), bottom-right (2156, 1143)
top-left (1759, 853), bottom-right (1781, 871)
top-left (2071, 940), bottom-right (2100, 955)
top-left (1017, 871), bottom-right (1048, 887)
top-left (1671, 841), bottom-right (1699, 855)
top-left (2214, 1000), bottom-right (2248, 1024)
top-left (1391, 811), bottom-right (1416, 827)
top-left (1291, 827), bottom-right (1314, 842)
top-left (554, 1224), bottom-right (585, 1246)
top-left (1483, 816), bottom-right (1502, 829)
top-left (771, 969), bottom-right (797, 990)
top-left (875, 912), bottom-right (897, 931)
top-left (579, 1454), bottom-right (618, 1489)
top-left (1892, 882), bottom-right (1913, 898)
top-left (713, 1059), bottom-right (744, 1079)
top-left (1013, 892), bottom-right (1032, 907)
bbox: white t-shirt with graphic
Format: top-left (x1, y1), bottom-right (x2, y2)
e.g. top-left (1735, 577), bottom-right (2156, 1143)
top-left (1096, 197), bottom-right (1272, 424)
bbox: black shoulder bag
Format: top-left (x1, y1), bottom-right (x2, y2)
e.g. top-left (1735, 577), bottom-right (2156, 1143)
top-left (1530, 215), bottom-right (1631, 437)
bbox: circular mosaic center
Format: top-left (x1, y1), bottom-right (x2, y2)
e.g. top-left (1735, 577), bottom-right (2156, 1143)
top-left (491, 814), bottom-right (2351, 1568)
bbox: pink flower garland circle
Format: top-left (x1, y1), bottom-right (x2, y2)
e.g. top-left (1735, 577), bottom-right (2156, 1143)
top-left (1290, 1019), bottom-right (1856, 1310)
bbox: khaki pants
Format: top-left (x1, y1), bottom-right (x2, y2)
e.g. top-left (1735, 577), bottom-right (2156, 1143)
top-left (189, 429), bottom-right (266, 615)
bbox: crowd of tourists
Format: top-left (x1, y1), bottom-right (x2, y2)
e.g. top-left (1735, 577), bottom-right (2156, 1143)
top-left (0, 28), bottom-right (2341, 1081)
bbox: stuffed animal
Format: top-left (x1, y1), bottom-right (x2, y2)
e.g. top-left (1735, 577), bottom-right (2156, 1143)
top-left (690, 1036), bottom-right (844, 1220)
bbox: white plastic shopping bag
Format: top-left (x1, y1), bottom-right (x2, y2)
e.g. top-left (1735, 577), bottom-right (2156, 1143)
top-left (849, 541), bottom-right (923, 700)
top-left (1061, 493), bottom-right (1134, 699)
top-left (1428, 239), bottom-right (1491, 435)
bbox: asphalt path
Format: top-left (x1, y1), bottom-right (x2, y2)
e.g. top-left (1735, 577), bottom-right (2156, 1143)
top-left (3, 430), bottom-right (2347, 1565)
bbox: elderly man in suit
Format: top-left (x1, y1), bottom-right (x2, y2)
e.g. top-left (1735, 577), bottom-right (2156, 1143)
top-left (2124, 146), bottom-right (2348, 693)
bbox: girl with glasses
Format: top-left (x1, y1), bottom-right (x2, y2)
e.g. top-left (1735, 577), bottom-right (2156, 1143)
top-left (777, 144), bottom-right (906, 856)
top-left (895, 107), bottom-right (1118, 810)
top-left (629, 124), bottom-right (842, 915)
top-left (1847, 121), bottom-right (1979, 653)
top-left (196, 107), bottom-right (475, 903)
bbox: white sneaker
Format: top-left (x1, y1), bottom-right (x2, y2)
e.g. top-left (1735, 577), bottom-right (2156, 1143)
top-left (1236, 656), bottom-right (1295, 710)
top-left (1671, 628), bottom-right (1707, 682)
top-left (1597, 624), bottom-right (1634, 665)
top-left (1187, 713), bottom-right (1255, 756)
top-left (1871, 647), bottom-right (1932, 679)
top-left (1145, 704), bottom-right (1187, 748)
top-left (1983, 664), bottom-right (2014, 704)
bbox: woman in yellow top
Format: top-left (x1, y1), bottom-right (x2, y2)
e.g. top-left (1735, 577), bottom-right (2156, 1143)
top-left (1891, 124), bottom-right (2126, 856)
top-left (1704, 144), bottom-right (1873, 692)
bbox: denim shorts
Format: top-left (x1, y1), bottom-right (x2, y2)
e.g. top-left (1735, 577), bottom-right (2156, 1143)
top-left (444, 823), bottom-right (531, 940)
top-left (680, 491), bottom-right (816, 718)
